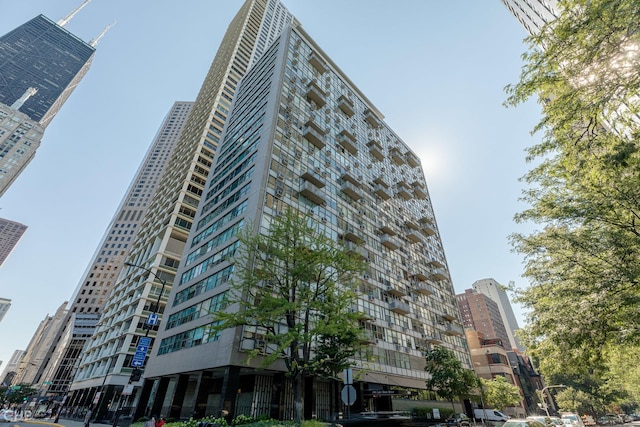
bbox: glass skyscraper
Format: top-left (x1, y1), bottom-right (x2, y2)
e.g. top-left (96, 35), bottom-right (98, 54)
top-left (0, 13), bottom-right (96, 195)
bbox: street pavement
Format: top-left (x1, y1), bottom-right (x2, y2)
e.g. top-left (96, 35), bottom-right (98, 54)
top-left (9, 417), bottom-right (109, 427)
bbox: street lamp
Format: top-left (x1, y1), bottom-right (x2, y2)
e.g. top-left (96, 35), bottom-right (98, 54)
top-left (540, 384), bottom-right (566, 417)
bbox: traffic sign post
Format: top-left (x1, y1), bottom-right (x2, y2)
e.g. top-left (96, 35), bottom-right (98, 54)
top-left (341, 384), bottom-right (356, 420)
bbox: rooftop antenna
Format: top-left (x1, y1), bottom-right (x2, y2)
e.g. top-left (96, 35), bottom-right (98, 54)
top-left (89, 21), bottom-right (115, 47)
top-left (11, 88), bottom-right (38, 111)
top-left (57, 0), bottom-right (92, 27)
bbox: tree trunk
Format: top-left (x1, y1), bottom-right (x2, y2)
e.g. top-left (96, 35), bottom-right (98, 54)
top-left (293, 375), bottom-right (305, 426)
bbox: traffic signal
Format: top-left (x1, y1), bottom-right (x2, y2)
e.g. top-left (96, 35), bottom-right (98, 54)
top-left (129, 368), bottom-right (143, 382)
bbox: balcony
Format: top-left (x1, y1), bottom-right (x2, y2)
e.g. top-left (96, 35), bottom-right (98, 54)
top-left (378, 224), bottom-right (395, 235)
top-left (308, 52), bottom-right (328, 74)
top-left (428, 259), bottom-right (445, 269)
top-left (341, 171), bottom-right (359, 185)
top-left (381, 234), bottom-right (400, 250)
top-left (441, 311), bottom-right (457, 321)
top-left (338, 129), bottom-right (358, 155)
top-left (405, 220), bottom-right (420, 230)
top-left (363, 109), bottom-right (380, 128)
top-left (389, 300), bottom-right (411, 314)
top-left (413, 281), bottom-right (435, 296)
top-left (405, 152), bottom-right (420, 167)
top-left (413, 187), bottom-right (428, 199)
top-left (345, 241), bottom-right (368, 260)
top-left (373, 183), bottom-right (392, 200)
top-left (422, 332), bottom-right (442, 344)
top-left (306, 80), bottom-right (326, 107)
top-left (422, 222), bottom-right (436, 236)
top-left (301, 169), bottom-right (325, 188)
top-left (367, 139), bottom-right (384, 161)
top-left (443, 322), bottom-right (464, 336)
top-left (390, 147), bottom-right (405, 166)
top-left (409, 271), bottom-right (429, 282)
top-left (341, 181), bottom-right (362, 201)
top-left (299, 181), bottom-right (325, 205)
top-left (396, 182), bottom-right (412, 200)
top-left (406, 229), bottom-right (422, 243)
top-left (343, 226), bottom-right (365, 244)
top-left (303, 126), bottom-right (325, 149)
top-left (386, 282), bottom-right (407, 297)
top-left (374, 176), bottom-right (389, 187)
top-left (359, 330), bottom-right (377, 345)
top-left (338, 95), bottom-right (355, 117)
top-left (419, 215), bottom-right (434, 225)
top-left (431, 268), bottom-right (448, 281)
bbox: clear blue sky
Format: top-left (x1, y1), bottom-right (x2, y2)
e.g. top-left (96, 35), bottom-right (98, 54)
top-left (0, 1), bottom-right (541, 367)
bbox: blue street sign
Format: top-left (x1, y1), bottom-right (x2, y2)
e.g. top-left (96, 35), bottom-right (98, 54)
top-left (134, 351), bottom-right (147, 359)
top-left (131, 360), bottom-right (143, 367)
top-left (139, 337), bottom-right (152, 346)
top-left (136, 345), bottom-right (149, 353)
top-left (147, 313), bottom-right (159, 325)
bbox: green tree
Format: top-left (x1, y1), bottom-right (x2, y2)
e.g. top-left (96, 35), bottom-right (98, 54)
top-left (480, 377), bottom-right (521, 412)
top-left (555, 387), bottom-right (601, 416)
top-left (210, 209), bottom-right (368, 425)
top-left (0, 384), bottom-right (38, 405)
top-left (424, 346), bottom-right (478, 413)
top-left (505, 0), bottom-right (640, 375)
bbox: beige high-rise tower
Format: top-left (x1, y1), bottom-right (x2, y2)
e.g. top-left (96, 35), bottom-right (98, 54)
top-left (68, 0), bottom-right (297, 420)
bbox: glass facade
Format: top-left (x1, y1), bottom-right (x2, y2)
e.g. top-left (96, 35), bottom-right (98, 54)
top-left (0, 15), bottom-right (95, 125)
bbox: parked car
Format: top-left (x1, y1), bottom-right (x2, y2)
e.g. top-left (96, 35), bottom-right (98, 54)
top-left (502, 419), bottom-right (547, 427)
top-left (446, 413), bottom-right (471, 427)
top-left (562, 413), bottom-right (585, 427)
top-left (474, 408), bottom-right (509, 422)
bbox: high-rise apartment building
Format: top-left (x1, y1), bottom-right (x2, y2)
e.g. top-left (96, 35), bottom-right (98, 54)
top-left (0, 8), bottom-right (99, 195)
top-left (35, 101), bottom-right (193, 397)
top-left (457, 288), bottom-right (511, 349)
top-left (0, 297), bottom-right (10, 323)
top-left (68, 0), bottom-right (297, 419)
top-left (144, 23), bottom-right (469, 420)
top-left (0, 218), bottom-right (27, 267)
top-left (500, 0), bottom-right (559, 35)
top-left (472, 278), bottom-right (524, 352)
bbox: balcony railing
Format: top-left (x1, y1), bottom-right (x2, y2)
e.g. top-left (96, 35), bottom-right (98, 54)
top-left (306, 81), bottom-right (326, 107)
top-left (381, 234), bottom-right (400, 250)
top-left (299, 181), bottom-right (325, 205)
top-left (389, 300), bottom-right (411, 314)
top-left (338, 95), bottom-right (355, 117)
top-left (364, 109), bottom-right (380, 128)
top-left (308, 52), bottom-right (328, 74)
top-left (341, 181), bottom-right (362, 201)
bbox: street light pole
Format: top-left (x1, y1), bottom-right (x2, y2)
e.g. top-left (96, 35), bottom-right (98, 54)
top-left (111, 262), bottom-right (168, 426)
top-left (540, 384), bottom-right (566, 417)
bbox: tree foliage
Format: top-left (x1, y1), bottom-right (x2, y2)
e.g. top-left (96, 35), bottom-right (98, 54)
top-left (424, 346), bottom-right (478, 410)
top-left (210, 209), bottom-right (368, 424)
top-left (480, 376), bottom-right (521, 412)
top-left (0, 384), bottom-right (38, 405)
top-left (505, 0), bottom-right (640, 375)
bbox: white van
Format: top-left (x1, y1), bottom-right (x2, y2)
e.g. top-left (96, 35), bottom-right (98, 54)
top-left (562, 413), bottom-right (585, 427)
top-left (474, 409), bottom-right (510, 422)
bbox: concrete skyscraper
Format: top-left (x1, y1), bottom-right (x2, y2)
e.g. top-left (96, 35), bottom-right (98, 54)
top-left (144, 22), bottom-right (469, 420)
top-left (33, 102), bottom-right (193, 398)
top-left (68, 1), bottom-right (297, 419)
top-left (0, 4), bottom-right (101, 195)
top-left (0, 350), bottom-right (24, 386)
top-left (0, 218), bottom-right (27, 267)
top-left (473, 278), bottom-right (524, 352)
top-left (500, 0), bottom-right (559, 35)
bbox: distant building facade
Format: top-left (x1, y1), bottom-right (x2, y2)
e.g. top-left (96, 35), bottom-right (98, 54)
top-left (0, 218), bottom-right (27, 266)
top-left (11, 302), bottom-right (68, 387)
top-left (457, 288), bottom-right (511, 349)
top-left (0, 297), bottom-right (11, 322)
top-left (36, 101), bottom-right (193, 397)
top-left (500, 0), bottom-right (559, 35)
top-left (0, 13), bottom-right (97, 194)
top-left (0, 350), bottom-right (24, 386)
top-left (472, 278), bottom-right (524, 352)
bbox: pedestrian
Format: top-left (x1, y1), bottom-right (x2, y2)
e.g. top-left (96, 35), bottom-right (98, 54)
top-left (156, 416), bottom-right (166, 427)
top-left (144, 415), bottom-right (156, 427)
top-left (84, 408), bottom-right (92, 427)
top-left (54, 408), bottom-right (60, 424)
